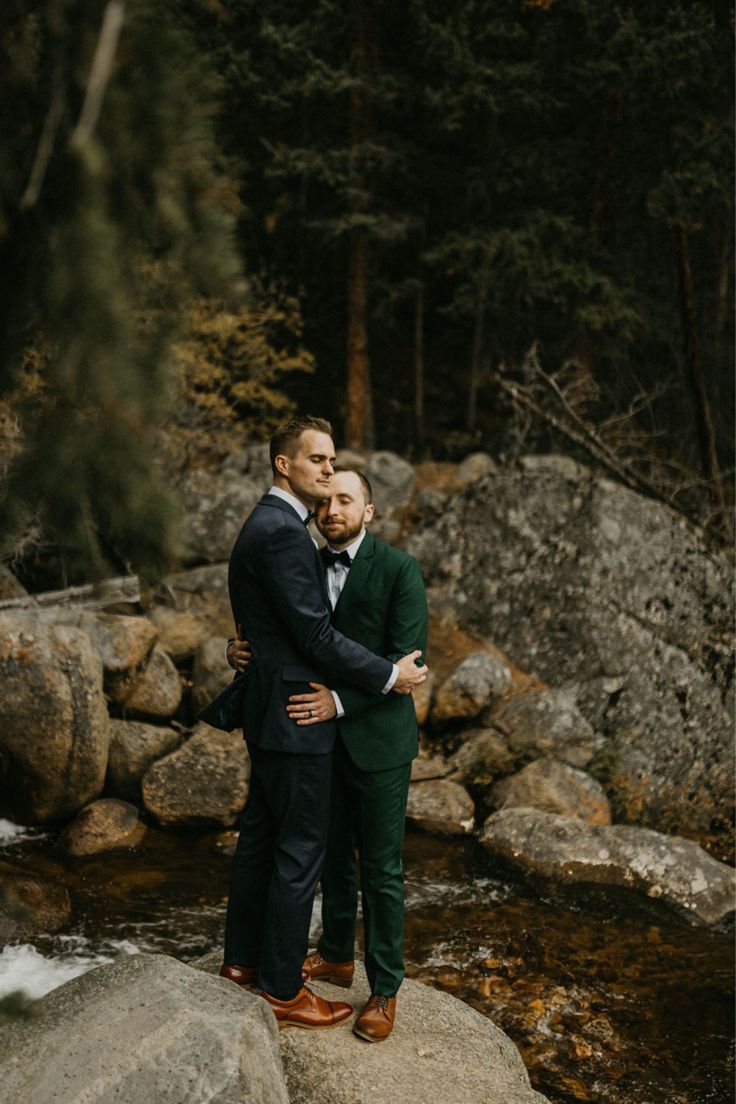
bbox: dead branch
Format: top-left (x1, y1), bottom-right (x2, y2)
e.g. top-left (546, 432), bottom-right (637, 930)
top-left (70, 1), bottom-right (126, 153)
top-left (0, 573), bottom-right (140, 613)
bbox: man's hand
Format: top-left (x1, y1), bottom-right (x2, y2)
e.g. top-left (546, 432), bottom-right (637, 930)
top-left (226, 629), bottom-right (252, 673)
top-left (393, 650), bottom-right (428, 694)
top-left (286, 683), bottom-right (337, 726)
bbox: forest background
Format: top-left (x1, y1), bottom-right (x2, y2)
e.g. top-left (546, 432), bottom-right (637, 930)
top-left (0, 0), bottom-right (733, 587)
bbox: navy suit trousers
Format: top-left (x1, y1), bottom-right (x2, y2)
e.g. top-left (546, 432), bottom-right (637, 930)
top-left (223, 743), bottom-right (332, 999)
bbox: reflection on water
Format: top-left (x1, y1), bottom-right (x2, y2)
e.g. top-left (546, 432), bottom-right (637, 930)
top-left (1, 825), bottom-right (732, 1104)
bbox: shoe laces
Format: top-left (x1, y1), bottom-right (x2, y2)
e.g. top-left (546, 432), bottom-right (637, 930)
top-left (373, 994), bottom-right (391, 1012)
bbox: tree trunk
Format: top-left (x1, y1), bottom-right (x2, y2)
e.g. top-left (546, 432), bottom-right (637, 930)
top-left (345, 228), bottom-right (373, 448)
top-left (467, 291), bottom-right (485, 433)
top-left (676, 224), bottom-right (726, 523)
top-left (345, 0), bottom-right (374, 449)
top-left (414, 280), bottom-right (425, 452)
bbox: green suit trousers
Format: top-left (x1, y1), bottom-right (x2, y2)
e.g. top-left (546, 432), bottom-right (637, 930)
top-left (318, 735), bottom-right (411, 996)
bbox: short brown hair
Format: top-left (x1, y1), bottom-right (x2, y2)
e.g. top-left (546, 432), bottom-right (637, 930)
top-left (333, 467), bottom-right (373, 505)
top-left (269, 415), bottom-right (333, 474)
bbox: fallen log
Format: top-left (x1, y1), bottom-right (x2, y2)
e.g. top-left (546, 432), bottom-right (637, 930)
top-left (0, 574), bottom-right (140, 614)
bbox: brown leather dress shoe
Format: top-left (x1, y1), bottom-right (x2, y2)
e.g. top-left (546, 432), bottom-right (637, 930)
top-left (353, 994), bottom-right (396, 1042)
top-left (262, 985), bottom-right (353, 1030)
top-left (301, 950), bottom-right (355, 988)
top-left (219, 963), bottom-right (258, 987)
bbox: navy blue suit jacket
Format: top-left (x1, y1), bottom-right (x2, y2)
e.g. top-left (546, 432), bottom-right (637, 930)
top-left (228, 493), bottom-right (393, 754)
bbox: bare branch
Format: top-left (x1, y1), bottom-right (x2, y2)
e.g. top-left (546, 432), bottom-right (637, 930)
top-left (70, 1), bottom-right (126, 153)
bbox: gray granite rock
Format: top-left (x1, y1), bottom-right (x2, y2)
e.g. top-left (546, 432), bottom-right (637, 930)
top-left (480, 807), bottom-right (736, 925)
top-left (192, 635), bottom-right (233, 713)
top-left (59, 798), bottom-right (147, 856)
top-left (446, 728), bottom-right (515, 784)
top-left (196, 954), bottom-right (549, 1104)
top-left (0, 616), bottom-right (109, 823)
top-left (410, 756), bottom-right (452, 782)
top-left (491, 760), bottom-right (611, 825)
top-left (406, 779), bottom-right (475, 835)
top-left (148, 606), bottom-right (212, 660)
top-left (0, 953), bottom-right (287, 1104)
top-left (491, 689), bottom-right (598, 769)
top-left (109, 644), bottom-right (183, 719)
top-left (106, 720), bottom-right (181, 803)
top-left (407, 456), bottom-right (733, 832)
top-left (431, 652), bottom-right (512, 724)
top-left (456, 451), bottom-right (497, 483)
top-left (142, 723), bottom-right (249, 828)
top-left (179, 469), bottom-right (264, 564)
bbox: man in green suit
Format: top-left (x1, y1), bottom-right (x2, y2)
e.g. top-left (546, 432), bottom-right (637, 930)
top-left (284, 467), bottom-right (428, 1042)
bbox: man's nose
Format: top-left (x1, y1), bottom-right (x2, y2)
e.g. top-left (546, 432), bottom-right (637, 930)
top-left (323, 459), bottom-right (334, 474)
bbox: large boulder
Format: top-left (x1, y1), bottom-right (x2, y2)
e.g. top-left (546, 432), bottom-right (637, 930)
top-left (77, 613), bottom-right (158, 676)
top-left (179, 469), bottom-right (264, 564)
top-left (0, 860), bottom-right (72, 943)
top-left (192, 635), bottom-right (233, 714)
top-left (431, 652), bottom-right (512, 725)
top-left (0, 953), bottom-right (287, 1104)
top-left (142, 724), bottom-right (250, 828)
top-left (148, 606), bottom-right (212, 661)
top-left (446, 728), bottom-right (515, 785)
top-left (109, 644), bottom-right (183, 719)
top-left (335, 449), bottom-right (416, 514)
top-left (406, 779), bottom-right (475, 836)
top-left (58, 799), bottom-right (147, 857)
top-left (480, 807), bottom-right (736, 926)
top-left (491, 760), bottom-right (611, 825)
top-left (491, 689), bottom-right (597, 769)
top-left (149, 564), bottom-right (233, 640)
top-left (0, 616), bottom-right (109, 823)
top-left (407, 457), bottom-right (734, 832)
top-left (106, 720), bottom-right (181, 802)
top-left (196, 953), bottom-right (549, 1104)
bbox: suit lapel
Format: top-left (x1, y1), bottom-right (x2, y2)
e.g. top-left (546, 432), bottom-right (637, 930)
top-left (261, 494), bottom-right (329, 604)
top-left (334, 531), bottom-right (375, 617)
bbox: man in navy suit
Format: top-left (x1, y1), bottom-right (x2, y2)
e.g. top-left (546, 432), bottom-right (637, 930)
top-left (220, 416), bottom-right (427, 1030)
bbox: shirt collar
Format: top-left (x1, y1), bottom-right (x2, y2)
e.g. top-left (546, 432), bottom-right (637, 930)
top-left (327, 528), bottom-right (367, 561)
top-left (268, 485), bottom-right (310, 522)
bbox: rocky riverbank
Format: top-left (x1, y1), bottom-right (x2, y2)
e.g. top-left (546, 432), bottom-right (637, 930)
top-left (0, 950), bottom-right (549, 1104)
top-left (1, 448), bottom-right (733, 944)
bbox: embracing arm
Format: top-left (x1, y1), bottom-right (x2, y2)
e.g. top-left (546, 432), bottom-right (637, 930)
top-left (336, 556), bottom-right (429, 719)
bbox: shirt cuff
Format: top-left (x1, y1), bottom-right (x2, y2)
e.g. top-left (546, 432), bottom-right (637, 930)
top-left (331, 691), bottom-right (345, 719)
top-left (382, 664), bottom-right (399, 695)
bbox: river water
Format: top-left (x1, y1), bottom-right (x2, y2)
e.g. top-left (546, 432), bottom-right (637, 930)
top-left (1, 821), bottom-right (732, 1104)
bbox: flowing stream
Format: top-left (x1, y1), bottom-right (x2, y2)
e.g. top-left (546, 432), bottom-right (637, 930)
top-left (1, 821), bottom-right (732, 1104)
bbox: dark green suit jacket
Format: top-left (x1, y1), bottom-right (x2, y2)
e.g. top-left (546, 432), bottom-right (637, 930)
top-left (330, 531), bottom-right (429, 772)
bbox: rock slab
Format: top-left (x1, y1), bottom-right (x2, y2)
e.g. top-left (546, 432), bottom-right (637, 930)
top-left (0, 953), bottom-right (287, 1104)
top-left (196, 953), bottom-right (549, 1104)
top-left (480, 807), bottom-right (736, 926)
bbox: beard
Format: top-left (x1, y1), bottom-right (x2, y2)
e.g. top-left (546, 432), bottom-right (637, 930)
top-left (317, 517), bottom-right (364, 547)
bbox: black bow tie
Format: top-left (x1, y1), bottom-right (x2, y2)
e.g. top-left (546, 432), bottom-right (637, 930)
top-left (323, 548), bottom-right (352, 569)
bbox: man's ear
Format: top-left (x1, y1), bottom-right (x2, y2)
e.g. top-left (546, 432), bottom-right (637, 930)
top-left (364, 503), bottom-right (375, 525)
top-left (273, 453), bottom-right (289, 477)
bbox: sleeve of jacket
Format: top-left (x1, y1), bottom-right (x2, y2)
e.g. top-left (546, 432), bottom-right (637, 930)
top-left (260, 519), bottom-right (393, 694)
top-left (336, 555), bottom-right (429, 719)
